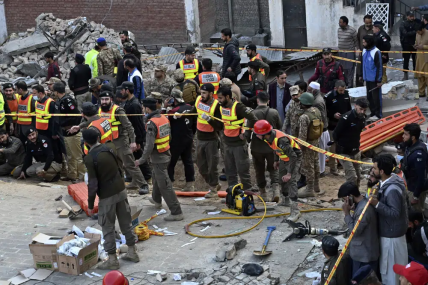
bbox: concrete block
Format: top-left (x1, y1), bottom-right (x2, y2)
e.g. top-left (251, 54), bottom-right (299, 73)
top-left (203, 276), bottom-right (214, 285)
top-left (1, 33), bottom-right (50, 55)
top-left (232, 237), bottom-right (247, 250)
top-left (16, 62), bottom-right (42, 77)
top-left (252, 33), bottom-right (269, 46)
top-left (268, 273), bottom-right (280, 285)
top-left (218, 275), bottom-right (231, 282)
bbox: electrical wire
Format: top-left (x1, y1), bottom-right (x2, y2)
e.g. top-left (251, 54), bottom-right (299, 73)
top-left (101, 0), bottom-right (114, 25)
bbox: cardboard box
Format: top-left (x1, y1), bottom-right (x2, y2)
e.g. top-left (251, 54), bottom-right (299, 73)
top-left (57, 233), bottom-right (101, 275)
top-left (29, 234), bottom-right (62, 271)
top-left (130, 206), bottom-right (143, 229)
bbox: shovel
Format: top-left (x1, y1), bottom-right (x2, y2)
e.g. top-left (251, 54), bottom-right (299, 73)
top-left (253, 226), bottom-right (276, 256)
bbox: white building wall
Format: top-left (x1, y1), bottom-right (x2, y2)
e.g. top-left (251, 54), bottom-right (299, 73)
top-left (184, 0), bottom-right (201, 44)
top-left (268, 0), bottom-right (285, 47)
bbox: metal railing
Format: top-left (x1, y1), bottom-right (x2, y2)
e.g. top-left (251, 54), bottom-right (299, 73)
top-left (395, 0), bottom-right (424, 20)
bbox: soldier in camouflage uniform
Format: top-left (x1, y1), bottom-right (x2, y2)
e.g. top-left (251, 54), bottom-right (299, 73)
top-left (145, 65), bottom-right (176, 99)
top-left (173, 69), bottom-right (200, 105)
top-left (282, 85), bottom-right (304, 136)
top-left (96, 38), bottom-right (122, 77)
top-left (297, 93), bottom-right (323, 198)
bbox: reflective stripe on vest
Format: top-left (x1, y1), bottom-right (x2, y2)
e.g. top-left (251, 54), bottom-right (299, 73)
top-left (98, 105), bottom-right (121, 140)
top-left (198, 71), bottom-right (220, 97)
top-left (220, 101), bottom-right (244, 137)
top-left (84, 118), bottom-right (113, 155)
top-left (148, 115), bottom-right (171, 153)
top-left (195, 96), bottom-right (219, 133)
top-left (249, 54), bottom-right (265, 81)
top-left (17, 94), bottom-right (34, 125)
top-left (35, 98), bottom-right (53, 130)
top-left (179, 59), bottom-right (199, 80)
top-left (7, 94), bottom-right (20, 123)
top-left (0, 93), bottom-right (5, 126)
top-left (265, 131), bottom-right (300, 162)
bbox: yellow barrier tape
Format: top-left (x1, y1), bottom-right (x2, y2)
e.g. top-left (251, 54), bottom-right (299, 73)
top-left (205, 47), bottom-right (428, 54)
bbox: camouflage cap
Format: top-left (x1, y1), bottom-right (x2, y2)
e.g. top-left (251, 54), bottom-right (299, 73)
top-left (219, 78), bottom-right (233, 87)
top-left (150, 92), bottom-right (163, 100)
top-left (155, 65), bottom-right (167, 72)
top-left (289, 85), bottom-right (300, 95)
top-left (88, 78), bottom-right (101, 89)
top-left (173, 69), bottom-right (185, 81)
top-left (123, 42), bottom-right (134, 51)
top-left (46, 77), bottom-right (62, 85)
top-left (171, 88), bottom-right (184, 103)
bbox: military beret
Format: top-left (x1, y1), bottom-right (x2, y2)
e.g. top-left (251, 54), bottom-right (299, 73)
top-left (82, 102), bottom-right (98, 116)
top-left (99, 91), bottom-right (114, 98)
top-left (25, 128), bottom-right (37, 137)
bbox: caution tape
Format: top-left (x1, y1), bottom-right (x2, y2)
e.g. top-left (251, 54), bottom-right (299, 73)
top-left (205, 47), bottom-right (428, 54)
top-left (333, 55), bottom-right (428, 75)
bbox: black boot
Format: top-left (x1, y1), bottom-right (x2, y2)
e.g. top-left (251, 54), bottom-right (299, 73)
top-left (139, 184), bottom-right (149, 195)
top-left (125, 176), bottom-right (132, 183)
top-left (297, 175), bottom-right (306, 189)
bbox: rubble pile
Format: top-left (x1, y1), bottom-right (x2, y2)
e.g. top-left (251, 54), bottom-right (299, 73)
top-left (0, 13), bottom-right (161, 86)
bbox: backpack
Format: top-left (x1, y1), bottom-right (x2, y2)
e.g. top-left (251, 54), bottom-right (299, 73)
top-left (305, 108), bottom-right (324, 141)
top-left (175, 80), bottom-right (198, 104)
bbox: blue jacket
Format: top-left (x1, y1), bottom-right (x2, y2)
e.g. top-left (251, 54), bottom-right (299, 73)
top-left (419, 5), bottom-right (428, 10)
top-left (403, 140), bottom-right (428, 198)
top-left (361, 47), bottom-right (382, 83)
top-left (128, 68), bottom-right (145, 101)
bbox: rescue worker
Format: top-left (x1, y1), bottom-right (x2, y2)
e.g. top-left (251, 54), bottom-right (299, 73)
top-left (173, 69), bottom-right (199, 105)
top-left (283, 85), bottom-right (304, 136)
top-left (15, 81), bottom-right (36, 145)
top-left (85, 43), bottom-right (100, 78)
top-left (308, 48), bottom-right (346, 95)
top-left (97, 37), bottom-right (122, 77)
top-left (0, 128), bottom-right (25, 176)
top-left (253, 120), bottom-right (302, 221)
top-left (2, 83), bottom-right (18, 135)
top-left (33, 85), bottom-right (56, 138)
top-left (245, 44), bottom-right (270, 81)
top-left (193, 59), bottom-right (221, 98)
top-left (297, 93), bottom-right (324, 198)
top-left (54, 82), bottom-right (85, 183)
top-left (186, 83), bottom-right (223, 197)
top-left (242, 61), bottom-right (267, 109)
top-left (217, 86), bottom-right (258, 192)
top-left (136, 98), bottom-right (184, 221)
top-left (373, 21), bottom-right (391, 84)
top-left (83, 128), bottom-right (139, 270)
top-left (250, 91), bottom-right (281, 202)
top-left (145, 65), bottom-right (176, 98)
top-left (176, 46), bottom-right (202, 80)
top-left (0, 84), bottom-right (12, 134)
top-left (15, 128), bottom-right (62, 181)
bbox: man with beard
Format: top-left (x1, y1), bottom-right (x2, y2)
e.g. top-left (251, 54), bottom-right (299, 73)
top-left (186, 83), bottom-right (222, 197)
top-left (245, 44), bottom-right (271, 81)
top-left (177, 46), bottom-right (202, 80)
top-left (217, 87), bottom-right (258, 192)
top-left (98, 91), bottom-right (148, 193)
top-left (116, 42), bottom-right (142, 87)
top-left (400, 11), bottom-right (421, 80)
top-left (15, 128), bottom-right (62, 181)
top-left (337, 16), bottom-right (358, 88)
top-left (15, 81), bottom-right (36, 145)
top-left (221, 28), bottom-right (241, 80)
top-left (1, 83), bottom-right (18, 135)
top-left (402, 123), bottom-right (428, 213)
top-left (356, 15), bottom-right (374, 87)
top-left (88, 76), bottom-right (116, 106)
top-left (32, 85), bottom-right (56, 139)
top-left (0, 128), bottom-right (25, 176)
top-left (333, 98), bottom-right (368, 187)
top-left (241, 61), bottom-right (267, 109)
top-left (145, 65), bottom-right (176, 99)
top-left (68, 54), bottom-right (92, 111)
top-left (119, 31), bottom-right (139, 58)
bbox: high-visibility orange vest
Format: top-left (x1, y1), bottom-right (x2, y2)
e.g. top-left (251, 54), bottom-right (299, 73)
top-left (249, 53), bottom-right (265, 81)
top-left (220, 101), bottom-right (245, 137)
top-left (98, 105), bottom-right (121, 140)
top-left (179, 59), bottom-right (199, 80)
top-left (148, 115), bottom-right (170, 153)
top-left (7, 94), bottom-right (20, 123)
top-left (265, 130), bottom-right (300, 162)
top-left (195, 96), bottom-right (219, 133)
top-left (17, 94), bottom-right (34, 125)
top-left (83, 118), bottom-right (113, 155)
top-left (35, 97), bottom-right (54, 130)
top-left (198, 71), bottom-right (221, 98)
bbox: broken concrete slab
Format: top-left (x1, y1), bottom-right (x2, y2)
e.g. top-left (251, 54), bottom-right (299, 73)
top-left (0, 54), bottom-right (13, 65)
top-left (1, 33), bottom-right (50, 55)
top-left (16, 63), bottom-right (43, 77)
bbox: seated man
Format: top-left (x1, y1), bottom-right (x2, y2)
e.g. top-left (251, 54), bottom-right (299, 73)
top-left (14, 128), bottom-right (62, 181)
top-left (320, 236), bottom-right (351, 285)
top-left (0, 128), bottom-right (25, 176)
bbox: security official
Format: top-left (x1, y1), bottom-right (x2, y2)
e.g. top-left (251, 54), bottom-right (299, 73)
top-left (15, 128), bottom-right (62, 181)
top-left (0, 128), bottom-right (25, 176)
top-left (176, 46), bottom-right (202, 80)
top-left (187, 83), bottom-right (223, 197)
top-left (253, 120), bottom-right (302, 222)
top-left (83, 128), bottom-right (139, 270)
top-left (242, 61), bottom-right (267, 109)
top-left (245, 44), bottom-right (270, 81)
top-left (15, 81), bottom-right (36, 145)
top-left (33, 85), bottom-right (56, 138)
top-left (193, 58), bottom-right (221, 98)
top-left (0, 85), bottom-right (12, 135)
top-left (217, 86), bottom-right (258, 192)
top-left (136, 98), bottom-right (183, 221)
top-left (373, 21), bottom-right (391, 83)
top-left (2, 83), bottom-right (19, 135)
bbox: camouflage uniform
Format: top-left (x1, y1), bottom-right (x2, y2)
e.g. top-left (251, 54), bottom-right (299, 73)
top-left (97, 47), bottom-right (122, 76)
top-left (145, 77), bottom-right (176, 100)
top-left (172, 69), bottom-right (199, 105)
top-left (298, 107), bottom-right (322, 193)
top-left (283, 100), bottom-right (304, 136)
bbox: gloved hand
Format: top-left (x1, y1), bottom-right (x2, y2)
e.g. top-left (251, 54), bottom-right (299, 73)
top-left (173, 112), bottom-right (181, 120)
top-left (327, 141), bottom-right (335, 147)
top-left (201, 113), bottom-right (211, 121)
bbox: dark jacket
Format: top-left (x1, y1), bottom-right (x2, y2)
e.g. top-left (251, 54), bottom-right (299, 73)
top-left (251, 105), bottom-right (282, 153)
top-left (0, 136), bottom-right (25, 167)
top-left (222, 37), bottom-right (241, 77)
top-left (117, 53), bottom-right (142, 87)
top-left (268, 82), bottom-right (291, 114)
top-left (68, 64), bottom-right (92, 95)
top-left (325, 90), bottom-right (352, 131)
top-left (376, 174), bottom-right (408, 238)
top-left (167, 102), bottom-right (195, 146)
top-left (308, 59), bottom-right (345, 94)
top-left (47, 62), bottom-right (61, 80)
top-left (333, 109), bottom-right (365, 155)
top-left (56, 94), bottom-right (81, 136)
top-left (374, 30), bottom-right (391, 64)
top-left (22, 135), bottom-right (62, 174)
top-left (242, 72), bottom-right (267, 109)
top-left (402, 140), bottom-right (427, 198)
top-left (123, 96), bottom-right (146, 145)
top-left (84, 142), bottom-right (125, 209)
top-left (400, 19), bottom-right (422, 47)
top-left (320, 251), bottom-right (351, 285)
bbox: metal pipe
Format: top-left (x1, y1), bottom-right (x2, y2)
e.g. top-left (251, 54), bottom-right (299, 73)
top-left (228, 0), bottom-right (234, 32)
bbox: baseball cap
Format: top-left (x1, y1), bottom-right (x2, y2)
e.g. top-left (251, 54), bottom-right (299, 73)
top-left (220, 78), bottom-right (233, 87)
top-left (75, 53), bottom-right (84, 62)
top-left (246, 44), bottom-right (257, 51)
top-left (393, 262), bottom-right (428, 285)
top-left (142, 98), bottom-right (157, 109)
top-left (289, 85), bottom-right (300, 95)
top-left (201, 83), bottom-right (215, 93)
top-left (150, 92), bottom-right (163, 100)
top-left (171, 89), bottom-right (184, 103)
top-left (119, 81), bottom-right (134, 90)
top-left (322, 47), bottom-right (332, 54)
top-left (185, 46), bottom-right (196, 55)
top-left (2, 83), bottom-right (13, 89)
top-left (82, 102), bottom-right (98, 116)
top-left (407, 11), bottom-right (415, 16)
top-left (46, 77), bottom-right (62, 85)
top-left (352, 265), bottom-right (373, 284)
top-left (123, 42), bottom-right (134, 51)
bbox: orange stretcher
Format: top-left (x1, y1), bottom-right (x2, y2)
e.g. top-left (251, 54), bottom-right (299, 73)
top-left (175, 191), bottom-right (228, 198)
top-left (360, 106), bottom-right (425, 152)
top-left (68, 182), bottom-right (98, 215)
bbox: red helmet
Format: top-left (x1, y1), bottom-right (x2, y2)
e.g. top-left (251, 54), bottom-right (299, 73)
top-left (253, 120), bottom-right (272, 135)
top-left (103, 270), bottom-right (129, 285)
